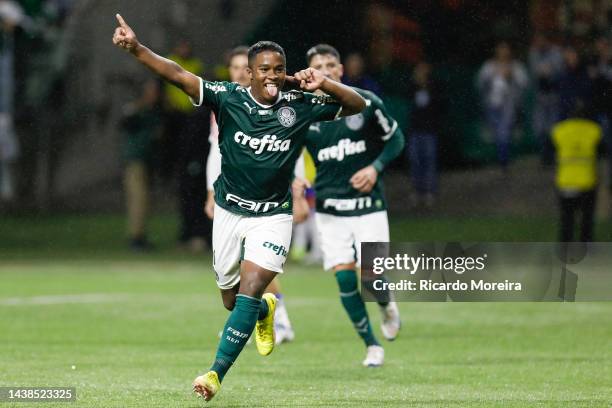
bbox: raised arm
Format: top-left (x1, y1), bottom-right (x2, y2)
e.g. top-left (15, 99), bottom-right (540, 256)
top-left (289, 68), bottom-right (366, 116)
top-left (112, 14), bottom-right (200, 101)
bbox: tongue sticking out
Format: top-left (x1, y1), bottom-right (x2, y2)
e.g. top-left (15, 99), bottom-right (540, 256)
top-left (266, 84), bottom-right (278, 98)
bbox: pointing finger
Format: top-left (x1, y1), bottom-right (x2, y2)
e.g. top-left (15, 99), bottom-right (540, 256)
top-left (116, 13), bottom-right (128, 28)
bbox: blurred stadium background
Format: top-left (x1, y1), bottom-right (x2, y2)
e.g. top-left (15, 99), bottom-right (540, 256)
top-left (1, 1), bottom-right (612, 407)
top-left (0, 0), bottom-right (610, 221)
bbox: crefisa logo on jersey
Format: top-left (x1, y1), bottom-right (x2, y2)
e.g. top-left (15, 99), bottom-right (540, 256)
top-left (345, 113), bottom-right (364, 131)
top-left (317, 138), bottom-right (366, 162)
top-left (277, 107), bottom-right (297, 127)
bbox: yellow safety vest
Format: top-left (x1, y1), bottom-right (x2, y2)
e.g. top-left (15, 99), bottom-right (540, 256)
top-left (164, 54), bottom-right (204, 112)
top-left (552, 118), bottom-right (601, 191)
top-left (302, 149), bottom-right (317, 184)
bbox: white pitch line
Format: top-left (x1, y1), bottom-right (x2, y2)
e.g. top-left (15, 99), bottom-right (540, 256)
top-left (0, 294), bottom-right (127, 306)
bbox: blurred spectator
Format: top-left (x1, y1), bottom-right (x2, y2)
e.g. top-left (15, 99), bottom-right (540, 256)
top-left (407, 61), bottom-right (443, 208)
top-left (120, 79), bottom-right (162, 251)
top-left (0, 0), bottom-right (24, 202)
top-left (0, 0), bottom-right (26, 27)
top-left (163, 40), bottom-right (211, 252)
top-left (552, 101), bottom-right (602, 242)
top-left (342, 52), bottom-right (382, 95)
top-left (165, 40), bottom-right (204, 115)
top-left (588, 36), bottom-right (612, 190)
top-left (477, 41), bottom-right (528, 170)
top-left (529, 32), bottom-right (563, 165)
top-left (558, 46), bottom-right (592, 121)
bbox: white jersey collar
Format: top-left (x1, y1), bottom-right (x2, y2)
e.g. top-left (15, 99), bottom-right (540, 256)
top-left (247, 86), bottom-right (282, 108)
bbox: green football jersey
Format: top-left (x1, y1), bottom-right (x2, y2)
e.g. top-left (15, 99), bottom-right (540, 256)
top-left (193, 78), bottom-right (342, 216)
top-left (305, 88), bottom-right (398, 217)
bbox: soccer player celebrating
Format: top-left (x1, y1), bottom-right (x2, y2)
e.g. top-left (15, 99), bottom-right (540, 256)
top-left (112, 16), bottom-right (365, 401)
top-left (205, 46), bottom-right (300, 345)
top-left (303, 44), bottom-right (404, 367)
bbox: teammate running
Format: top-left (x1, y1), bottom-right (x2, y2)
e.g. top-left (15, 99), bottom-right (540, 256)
top-left (303, 44), bottom-right (404, 367)
top-left (112, 16), bottom-right (365, 401)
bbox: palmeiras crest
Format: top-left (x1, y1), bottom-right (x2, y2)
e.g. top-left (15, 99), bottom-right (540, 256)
top-left (277, 107), bottom-right (297, 127)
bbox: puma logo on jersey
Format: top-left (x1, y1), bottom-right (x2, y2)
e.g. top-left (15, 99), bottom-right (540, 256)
top-left (234, 131), bottom-right (291, 154)
top-left (243, 102), bottom-right (257, 114)
top-left (317, 138), bottom-right (366, 162)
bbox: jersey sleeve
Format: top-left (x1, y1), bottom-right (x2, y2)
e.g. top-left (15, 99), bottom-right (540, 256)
top-left (364, 91), bottom-right (405, 172)
top-left (367, 92), bottom-right (398, 141)
top-left (190, 78), bottom-right (238, 109)
top-left (304, 93), bottom-right (343, 122)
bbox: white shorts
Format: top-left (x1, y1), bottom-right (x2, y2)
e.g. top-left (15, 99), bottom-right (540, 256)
top-left (212, 204), bottom-right (292, 289)
top-left (315, 211), bottom-right (389, 270)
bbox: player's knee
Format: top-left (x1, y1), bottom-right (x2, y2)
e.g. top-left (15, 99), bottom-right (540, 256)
top-left (333, 263), bottom-right (356, 273)
top-left (238, 278), bottom-right (265, 298)
top-left (222, 296), bottom-right (236, 311)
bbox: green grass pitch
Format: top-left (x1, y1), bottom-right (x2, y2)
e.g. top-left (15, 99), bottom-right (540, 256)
top-left (1, 215), bottom-right (611, 407)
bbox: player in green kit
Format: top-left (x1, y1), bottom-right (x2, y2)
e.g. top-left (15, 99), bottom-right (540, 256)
top-left (302, 44), bottom-right (405, 367)
top-left (112, 16), bottom-right (365, 401)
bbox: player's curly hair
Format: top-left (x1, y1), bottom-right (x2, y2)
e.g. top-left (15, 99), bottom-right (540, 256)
top-left (306, 44), bottom-right (340, 64)
top-left (248, 41), bottom-right (286, 66)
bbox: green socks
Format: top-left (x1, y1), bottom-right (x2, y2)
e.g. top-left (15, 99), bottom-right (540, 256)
top-left (335, 269), bottom-right (379, 347)
top-left (210, 294), bottom-right (267, 382)
top-left (362, 276), bottom-right (390, 307)
top-left (258, 297), bottom-right (269, 320)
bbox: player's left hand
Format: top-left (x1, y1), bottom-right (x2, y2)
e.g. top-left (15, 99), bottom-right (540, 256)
top-left (291, 177), bottom-right (311, 197)
top-left (287, 68), bottom-right (326, 92)
top-left (350, 165), bottom-right (378, 193)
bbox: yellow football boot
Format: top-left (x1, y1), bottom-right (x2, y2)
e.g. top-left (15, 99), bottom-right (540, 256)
top-left (255, 293), bottom-right (276, 356)
top-left (192, 371), bottom-right (221, 402)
